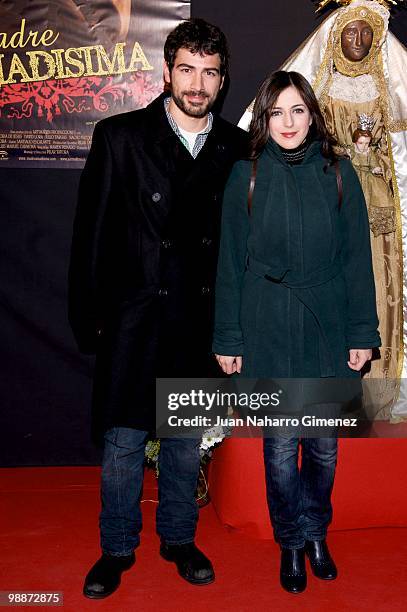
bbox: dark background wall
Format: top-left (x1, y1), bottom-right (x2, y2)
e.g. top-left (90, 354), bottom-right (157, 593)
top-left (1, 0), bottom-right (406, 465)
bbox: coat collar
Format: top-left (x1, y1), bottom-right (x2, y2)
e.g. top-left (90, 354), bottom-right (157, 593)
top-left (264, 137), bottom-right (323, 167)
top-left (144, 93), bottom-right (175, 144)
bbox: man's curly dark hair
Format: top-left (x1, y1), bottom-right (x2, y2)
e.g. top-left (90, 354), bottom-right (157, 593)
top-left (164, 18), bottom-right (229, 76)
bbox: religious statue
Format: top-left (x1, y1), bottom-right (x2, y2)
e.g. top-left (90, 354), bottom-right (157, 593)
top-left (350, 113), bottom-right (396, 237)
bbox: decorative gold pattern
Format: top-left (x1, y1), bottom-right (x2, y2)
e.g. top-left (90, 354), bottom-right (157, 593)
top-left (312, 35), bottom-right (335, 104)
top-left (389, 119), bottom-right (407, 132)
top-left (317, 0), bottom-right (351, 10)
top-left (368, 206), bottom-right (396, 236)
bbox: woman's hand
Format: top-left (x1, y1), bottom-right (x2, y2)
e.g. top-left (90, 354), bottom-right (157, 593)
top-left (215, 355), bottom-right (242, 375)
top-left (347, 348), bottom-right (372, 371)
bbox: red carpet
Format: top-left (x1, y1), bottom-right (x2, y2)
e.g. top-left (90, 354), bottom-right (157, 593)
top-left (1, 467), bottom-right (406, 611)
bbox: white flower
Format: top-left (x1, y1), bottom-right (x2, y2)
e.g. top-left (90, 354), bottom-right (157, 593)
top-left (200, 426), bottom-right (226, 452)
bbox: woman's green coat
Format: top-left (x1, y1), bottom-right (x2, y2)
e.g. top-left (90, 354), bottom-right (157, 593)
top-left (213, 140), bottom-right (380, 380)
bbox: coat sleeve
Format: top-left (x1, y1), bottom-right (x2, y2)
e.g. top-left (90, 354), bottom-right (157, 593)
top-left (338, 159), bottom-right (381, 349)
top-left (68, 121), bottom-right (115, 354)
top-left (212, 161), bottom-right (251, 355)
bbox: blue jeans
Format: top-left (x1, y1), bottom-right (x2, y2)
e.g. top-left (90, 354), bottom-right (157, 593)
top-left (263, 436), bottom-right (338, 549)
top-left (99, 427), bottom-right (201, 556)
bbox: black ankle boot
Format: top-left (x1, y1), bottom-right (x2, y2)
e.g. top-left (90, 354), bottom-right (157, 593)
top-left (160, 542), bottom-right (215, 585)
top-left (280, 547), bottom-right (307, 594)
top-left (83, 552), bottom-right (135, 599)
top-left (305, 539), bottom-right (337, 580)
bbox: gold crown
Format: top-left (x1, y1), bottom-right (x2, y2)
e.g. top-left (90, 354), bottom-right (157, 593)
top-left (316, 0), bottom-right (401, 12)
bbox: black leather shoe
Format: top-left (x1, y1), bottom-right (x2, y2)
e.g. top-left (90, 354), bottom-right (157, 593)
top-left (280, 547), bottom-right (307, 594)
top-left (160, 542), bottom-right (215, 585)
top-left (305, 539), bottom-right (337, 580)
top-left (83, 552), bottom-right (135, 599)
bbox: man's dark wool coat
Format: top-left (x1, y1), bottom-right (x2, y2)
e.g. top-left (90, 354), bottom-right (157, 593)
top-left (68, 93), bottom-right (247, 435)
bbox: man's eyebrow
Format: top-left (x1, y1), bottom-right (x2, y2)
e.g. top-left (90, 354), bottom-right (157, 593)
top-left (175, 63), bottom-right (220, 73)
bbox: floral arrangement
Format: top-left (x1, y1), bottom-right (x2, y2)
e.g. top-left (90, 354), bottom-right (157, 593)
top-left (144, 425), bottom-right (228, 506)
top-left (144, 424), bottom-right (227, 472)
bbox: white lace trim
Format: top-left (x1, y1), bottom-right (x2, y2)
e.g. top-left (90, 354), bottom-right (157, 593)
top-left (329, 72), bottom-right (379, 103)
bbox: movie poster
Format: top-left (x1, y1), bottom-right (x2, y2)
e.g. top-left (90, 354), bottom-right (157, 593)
top-left (0, 0), bottom-right (190, 168)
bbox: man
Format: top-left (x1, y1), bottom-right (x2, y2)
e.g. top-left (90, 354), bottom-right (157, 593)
top-left (68, 18), bottom-right (247, 599)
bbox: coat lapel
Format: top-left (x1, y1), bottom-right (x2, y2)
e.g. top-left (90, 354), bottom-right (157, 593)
top-left (176, 118), bottom-right (232, 198)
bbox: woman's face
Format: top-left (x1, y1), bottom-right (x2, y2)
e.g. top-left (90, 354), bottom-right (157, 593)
top-left (341, 20), bottom-right (373, 62)
top-left (268, 86), bottom-right (312, 150)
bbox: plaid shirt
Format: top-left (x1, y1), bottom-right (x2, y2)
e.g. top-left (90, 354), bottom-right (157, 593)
top-left (164, 96), bottom-right (213, 159)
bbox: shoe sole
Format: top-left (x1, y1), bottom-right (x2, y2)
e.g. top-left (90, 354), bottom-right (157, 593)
top-left (309, 569), bottom-right (338, 580)
top-left (83, 588), bottom-right (118, 599)
top-left (160, 550), bottom-right (215, 586)
top-left (83, 577), bottom-right (122, 600)
top-left (280, 580), bottom-right (307, 594)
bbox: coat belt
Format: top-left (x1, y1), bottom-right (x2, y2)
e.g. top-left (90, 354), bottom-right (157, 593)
top-left (246, 257), bottom-right (341, 289)
top-left (247, 257), bottom-right (343, 377)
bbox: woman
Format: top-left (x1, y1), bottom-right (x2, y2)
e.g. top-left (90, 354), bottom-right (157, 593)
top-left (240, 0), bottom-right (407, 420)
top-left (213, 71), bottom-right (380, 594)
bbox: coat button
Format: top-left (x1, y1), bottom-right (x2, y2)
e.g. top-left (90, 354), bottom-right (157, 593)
top-left (201, 286), bottom-right (211, 295)
top-left (202, 237), bottom-right (212, 246)
top-left (158, 288), bottom-right (168, 296)
top-left (152, 192), bottom-right (161, 202)
top-left (161, 239), bottom-right (172, 249)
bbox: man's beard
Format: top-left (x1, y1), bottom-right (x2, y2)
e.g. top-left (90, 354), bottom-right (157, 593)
top-left (171, 89), bottom-right (216, 119)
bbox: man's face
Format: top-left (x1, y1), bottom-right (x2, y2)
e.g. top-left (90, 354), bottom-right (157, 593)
top-left (164, 48), bottom-right (224, 119)
top-left (341, 20), bottom-right (374, 62)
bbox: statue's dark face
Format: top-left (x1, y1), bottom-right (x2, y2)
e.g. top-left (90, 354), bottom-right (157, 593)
top-left (341, 20), bottom-right (374, 62)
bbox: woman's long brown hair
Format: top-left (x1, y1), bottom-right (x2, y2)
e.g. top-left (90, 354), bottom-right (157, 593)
top-left (249, 70), bottom-right (338, 163)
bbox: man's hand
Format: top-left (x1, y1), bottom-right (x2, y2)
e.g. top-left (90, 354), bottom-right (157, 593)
top-left (215, 355), bottom-right (242, 375)
top-left (347, 348), bottom-right (372, 371)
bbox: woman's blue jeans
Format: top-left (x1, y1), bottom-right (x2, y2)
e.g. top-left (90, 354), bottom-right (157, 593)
top-left (99, 427), bottom-right (201, 556)
top-left (263, 436), bottom-right (338, 549)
